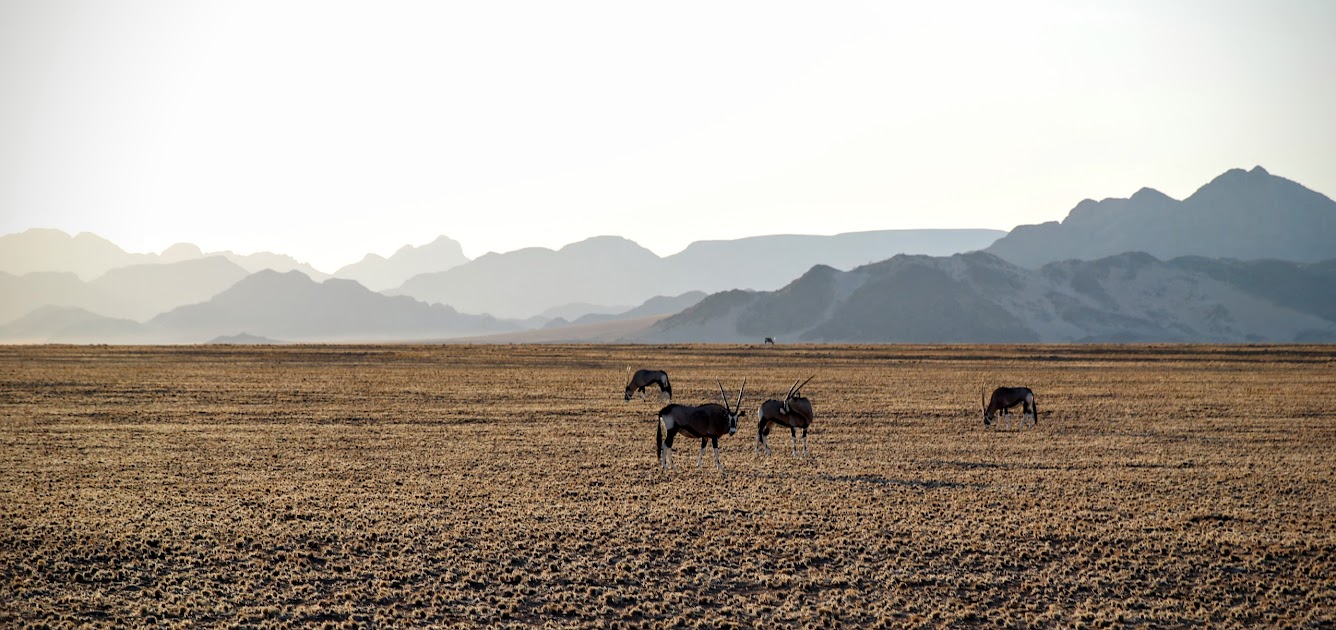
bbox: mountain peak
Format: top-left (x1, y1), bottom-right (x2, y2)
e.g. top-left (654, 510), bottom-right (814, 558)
top-left (1203, 165), bottom-right (1279, 190)
top-left (1130, 187), bottom-right (1172, 202)
top-left (393, 234), bottom-right (464, 257)
top-left (72, 231), bottom-right (119, 245)
top-left (563, 235), bottom-right (640, 247)
top-left (559, 235), bottom-right (655, 256)
top-left (161, 242), bottom-right (204, 261)
top-left (237, 268), bottom-right (312, 286)
top-left (429, 234), bottom-right (462, 246)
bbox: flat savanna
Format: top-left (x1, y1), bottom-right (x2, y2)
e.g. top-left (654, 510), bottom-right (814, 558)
top-left (2, 344), bottom-right (1333, 628)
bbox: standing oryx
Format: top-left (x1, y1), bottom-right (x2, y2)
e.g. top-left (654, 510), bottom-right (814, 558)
top-left (757, 376), bottom-right (816, 457)
top-left (624, 369), bottom-right (672, 402)
top-left (982, 386), bottom-right (1038, 430)
top-left (657, 380), bottom-right (747, 472)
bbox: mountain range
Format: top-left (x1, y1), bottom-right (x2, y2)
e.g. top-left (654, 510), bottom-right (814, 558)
top-left (0, 228), bottom-right (330, 281)
top-left (3, 166), bottom-right (1334, 343)
top-left (985, 166), bottom-right (1336, 268)
top-left (640, 252), bottom-right (1336, 343)
top-left (390, 229), bottom-right (1006, 318)
top-left (0, 256), bottom-right (250, 323)
top-left (0, 270), bottom-right (515, 343)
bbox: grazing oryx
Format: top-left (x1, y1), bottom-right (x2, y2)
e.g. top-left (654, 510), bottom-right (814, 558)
top-left (763, 337), bottom-right (775, 345)
top-left (657, 380), bottom-right (747, 472)
top-left (757, 376), bottom-right (816, 457)
top-left (624, 369), bottom-right (672, 402)
top-left (983, 386), bottom-right (1038, 430)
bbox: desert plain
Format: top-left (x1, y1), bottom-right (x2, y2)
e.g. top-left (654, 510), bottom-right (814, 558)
top-left (1, 343), bottom-right (1333, 628)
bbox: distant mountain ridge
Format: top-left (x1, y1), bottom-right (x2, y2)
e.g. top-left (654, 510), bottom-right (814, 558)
top-left (0, 256), bottom-right (250, 323)
top-left (146, 270), bottom-right (516, 343)
top-left (639, 252), bottom-right (1336, 343)
top-left (390, 229), bottom-right (1006, 318)
top-left (541, 292), bottom-right (707, 329)
top-left (0, 306), bottom-right (146, 344)
top-left (0, 270), bottom-right (517, 343)
top-left (0, 229), bottom-right (154, 279)
top-left (985, 166), bottom-right (1336, 267)
top-left (332, 235), bottom-right (470, 291)
top-left (0, 228), bottom-right (329, 281)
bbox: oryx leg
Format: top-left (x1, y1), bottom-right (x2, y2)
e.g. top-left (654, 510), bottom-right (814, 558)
top-left (662, 425), bottom-right (678, 471)
top-left (758, 420), bottom-right (773, 456)
top-left (789, 426), bottom-right (799, 457)
top-left (698, 438), bottom-right (708, 467)
top-left (711, 437), bottom-right (722, 472)
top-left (801, 427), bottom-right (809, 456)
top-left (658, 419), bottom-right (666, 470)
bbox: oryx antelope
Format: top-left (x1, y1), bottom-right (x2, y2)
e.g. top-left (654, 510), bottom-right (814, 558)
top-left (624, 369), bottom-right (672, 402)
top-left (763, 337), bottom-right (775, 345)
top-left (757, 376), bottom-right (816, 457)
top-left (657, 380), bottom-right (747, 472)
top-left (982, 386), bottom-right (1038, 430)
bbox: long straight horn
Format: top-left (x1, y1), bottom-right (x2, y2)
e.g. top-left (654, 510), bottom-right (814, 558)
top-left (736, 378), bottom-right (747, 410)
top-left (793, 375), bottom-right (815, 397)
top-left (786, 379), bottom-right (801, 400)
top-left (718, 380), bottom-right (731, 412)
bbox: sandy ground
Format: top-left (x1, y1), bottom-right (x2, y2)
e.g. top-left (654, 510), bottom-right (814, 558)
top-left (1, 343), bottom-right (1333, 627)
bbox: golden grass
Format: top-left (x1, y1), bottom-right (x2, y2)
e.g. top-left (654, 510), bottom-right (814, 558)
top-left (1, 344), bottom-right (1333, 628)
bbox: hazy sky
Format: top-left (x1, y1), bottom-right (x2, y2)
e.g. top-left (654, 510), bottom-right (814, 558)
top-left (2, 1), bottom-right (1333, 271)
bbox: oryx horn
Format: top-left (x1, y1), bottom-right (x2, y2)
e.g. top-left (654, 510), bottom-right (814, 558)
top-left (791, 375), bottom-right (815, 397)
top-left (718, 380), bottom-right (732, 412)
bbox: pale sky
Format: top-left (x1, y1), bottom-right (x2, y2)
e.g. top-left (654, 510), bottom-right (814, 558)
top-left (2, 1), bottom-right (1333, 272)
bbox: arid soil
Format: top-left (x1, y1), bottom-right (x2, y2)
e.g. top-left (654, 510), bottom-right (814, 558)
top-left (1, 344), bottom-right (1333, 628)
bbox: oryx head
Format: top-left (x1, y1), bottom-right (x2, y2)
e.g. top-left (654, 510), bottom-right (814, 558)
top-left (717, 378), bottom-right (747, 434)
